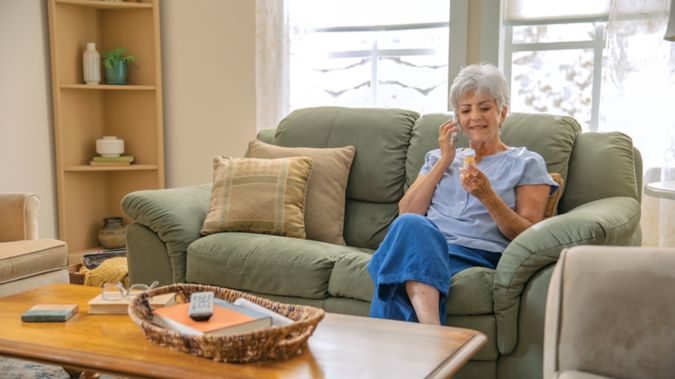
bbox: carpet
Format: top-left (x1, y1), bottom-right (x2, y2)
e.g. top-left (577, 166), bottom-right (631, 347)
top-left (0, 357), bottom-right (121, 379)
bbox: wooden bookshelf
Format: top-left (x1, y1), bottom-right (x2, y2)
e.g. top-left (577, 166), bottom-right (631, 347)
top-left (47, 0), bottom-right (165, 255)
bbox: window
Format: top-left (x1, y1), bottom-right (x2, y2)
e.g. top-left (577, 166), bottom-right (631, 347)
top-left (287, 0), bottom-right (450, 113)
top-left (503, 21), bottom-right (606, 131)
top-left (502, 0), bottom-right (612, 130)
top-left (502, 0), bottom-right (675, 171)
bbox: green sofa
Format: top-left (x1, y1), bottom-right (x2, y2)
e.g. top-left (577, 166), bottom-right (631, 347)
top-left (122, 107), bottom-right (642, 379)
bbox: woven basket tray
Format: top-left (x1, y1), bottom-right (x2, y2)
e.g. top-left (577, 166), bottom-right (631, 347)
top-left (128, 283), bottom-right (325, 363)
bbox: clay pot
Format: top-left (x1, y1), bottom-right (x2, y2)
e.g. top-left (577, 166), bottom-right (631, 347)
top-left (98, 217), bottom-right (126, 249)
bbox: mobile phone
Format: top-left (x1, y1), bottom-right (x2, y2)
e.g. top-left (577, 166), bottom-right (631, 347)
top-left (451, 114), bottom-right (460, 144)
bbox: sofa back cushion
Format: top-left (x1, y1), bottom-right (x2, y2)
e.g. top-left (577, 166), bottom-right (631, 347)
top-left (273, 107), bottom-right (419, 249)
top-left (558, 132), bottom-right (639, 213)
top-left (499, 113), bottom-right (581, 181)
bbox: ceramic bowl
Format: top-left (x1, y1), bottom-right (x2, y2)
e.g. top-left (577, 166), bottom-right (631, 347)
top-left (96, 136), bottom-right (125, 157)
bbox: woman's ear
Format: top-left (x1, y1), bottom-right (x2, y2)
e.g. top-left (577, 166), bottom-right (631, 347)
top-left (500, 105), bottom-right (509, 120)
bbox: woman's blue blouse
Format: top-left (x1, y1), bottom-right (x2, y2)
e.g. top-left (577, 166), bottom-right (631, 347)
top-left (418, 147), bottom-right (559, 252)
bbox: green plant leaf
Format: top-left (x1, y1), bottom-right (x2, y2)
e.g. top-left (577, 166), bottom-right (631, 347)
top-left (102, 47), bottom-right (138, 70)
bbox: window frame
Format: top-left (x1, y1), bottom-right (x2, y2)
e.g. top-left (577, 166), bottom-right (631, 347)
top-left (291, 21), bottom-right (451, 110)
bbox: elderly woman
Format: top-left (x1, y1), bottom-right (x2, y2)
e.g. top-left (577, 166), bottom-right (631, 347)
top-left (368, 63), bottom-right (558, 325)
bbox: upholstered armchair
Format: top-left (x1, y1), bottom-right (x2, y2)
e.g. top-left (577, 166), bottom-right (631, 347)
top-left (544, 245), bottom-right (675, 379)
top-left (0, 193), bottom-right (69, 296)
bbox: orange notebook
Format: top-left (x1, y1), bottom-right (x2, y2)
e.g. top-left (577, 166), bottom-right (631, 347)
top-left (153, 302), bottom-right (272, 336)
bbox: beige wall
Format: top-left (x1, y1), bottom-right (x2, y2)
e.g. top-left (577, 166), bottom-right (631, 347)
top-left (0, 0), bottom-right (58, 238)
top-left (468, 0), bottom-right (483, 64)
top-left (0, 0), bottom-right (256, 238)
top-left (467, 0), bottom-right (500, 66)
top-left (161, 0), bottom-right (256, 188)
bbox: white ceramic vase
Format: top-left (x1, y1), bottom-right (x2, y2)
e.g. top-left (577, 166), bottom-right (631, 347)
top-left (83, 42), bottom-right (101, 85)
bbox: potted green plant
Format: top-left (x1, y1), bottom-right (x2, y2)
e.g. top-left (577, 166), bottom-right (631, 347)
top-left (102, 47), bottom-right (137, 85)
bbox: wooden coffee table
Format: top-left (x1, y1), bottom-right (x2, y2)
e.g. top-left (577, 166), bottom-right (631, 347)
top-left (0, 284), bottom-right (486, 378)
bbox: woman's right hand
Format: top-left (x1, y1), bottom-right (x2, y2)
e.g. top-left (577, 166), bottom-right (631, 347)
top-left (437, 119), bottom-right (459, 163)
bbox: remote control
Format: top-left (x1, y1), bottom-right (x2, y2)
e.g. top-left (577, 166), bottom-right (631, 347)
top-left (188, 291), bottom-right (214, 321)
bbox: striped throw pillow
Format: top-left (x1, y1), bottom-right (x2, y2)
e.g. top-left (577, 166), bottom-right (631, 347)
top-left (545, 172), bottom-right (564, 218)
top-left (200, 156), bottom-right (313, 238)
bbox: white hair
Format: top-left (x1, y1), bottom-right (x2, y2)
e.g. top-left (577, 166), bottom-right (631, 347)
top-left (448, 63), bottom-right (510, 112)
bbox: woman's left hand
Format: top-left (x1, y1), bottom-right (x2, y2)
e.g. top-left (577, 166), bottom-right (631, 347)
top-left (437, 119), bottom-right (459, 163)
top-left (460, 165), bottom-right (493, 199)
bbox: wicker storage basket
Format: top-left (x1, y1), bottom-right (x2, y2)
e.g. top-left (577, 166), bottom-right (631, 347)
top-left (129, 283), bottom-right (325, 363)
top-left (68, 263), bottom-right (85, 285)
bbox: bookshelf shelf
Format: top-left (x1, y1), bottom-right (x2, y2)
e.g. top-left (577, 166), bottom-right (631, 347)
top-left (61, 84), bottom-right (156, 91)
top-left (55, 0), bottom-right (153, 10)
top-left (65, 164), bottom-right (159, 172)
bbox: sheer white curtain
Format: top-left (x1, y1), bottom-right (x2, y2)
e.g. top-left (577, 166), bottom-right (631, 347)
top-left (600, 0), bottom-right (675, 246)
top-left (255, 0), bottom-right (290, 131)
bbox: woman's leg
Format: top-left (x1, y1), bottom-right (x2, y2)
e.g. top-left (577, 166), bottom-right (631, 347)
top-left (368, 214), bottom-right (450, 323)
top-left (405, 281), bottom-right (440, 324)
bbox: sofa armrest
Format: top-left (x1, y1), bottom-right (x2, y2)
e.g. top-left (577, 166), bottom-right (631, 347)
top-left (121, 184), bottom-right (212, 283)
top-left (0, 192), bottom-right (40, 241)
top-left (493, 196), bottom-right (641, 355)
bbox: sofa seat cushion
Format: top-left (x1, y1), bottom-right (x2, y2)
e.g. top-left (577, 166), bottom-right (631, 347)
top-left (0, 239), bottom-right (67, 284)
top-left (327, 251), bottom-right (374, 302)
top-left (328, 253), bottom-right (495, 316)
top-left (187, 232), bottom-right (365, 299)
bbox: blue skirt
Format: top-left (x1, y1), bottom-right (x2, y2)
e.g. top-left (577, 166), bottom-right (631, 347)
top-left (367, 213), bottom-right (501, 324)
